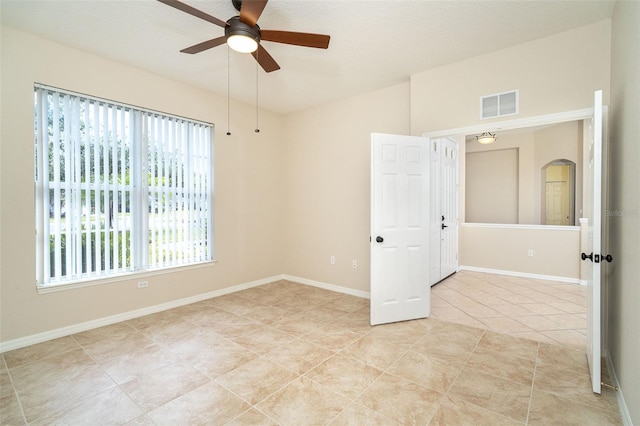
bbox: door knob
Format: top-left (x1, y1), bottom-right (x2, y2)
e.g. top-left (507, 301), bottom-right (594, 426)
top-left (376, 236), bottom-right (384, 243)
top-left (441, 224), bottom-right (448, 230)
top-left (581, 252), bottom-right (593, 261)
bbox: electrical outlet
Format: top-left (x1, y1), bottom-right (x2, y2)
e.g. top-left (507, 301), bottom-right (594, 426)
top-left (137, 281), bottom-right (149, 288)
top-left (330, 256), bottom-right (336, 265)
top-left (352, 260), bottom-right (358, 268)
top-left (527, 250), bottom-right (534, 257)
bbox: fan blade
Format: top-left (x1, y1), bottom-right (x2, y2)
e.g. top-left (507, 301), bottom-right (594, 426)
top-left (260, 30), bottom-right (330, 49)
top-left (239, 0), bottom-right (268, 27)
top-left (180, 36), bottom-right (227, 54)
top-left (157, 0), bottom-right (227, 28)
top-left (251, 45), bottom-right (280, 73)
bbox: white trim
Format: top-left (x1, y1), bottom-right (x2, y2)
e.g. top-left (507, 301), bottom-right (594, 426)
top-left (459, 265), bottom-right (581, 284)
top-left (604, 349), bottom-right (633, 426)
top-left (0, 275), bottom-right (283, 353)
top-left (283, 275), bottom-right (370, 299)
top-left (462, 223), bottom-right (579, 232)
top-left (423, 107), bottom-right (594, 139)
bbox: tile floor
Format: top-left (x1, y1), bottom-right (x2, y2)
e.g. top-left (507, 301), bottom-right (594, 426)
top-left (0, 274), bottom-right (621, 425)
top-left (432, 271), bottom-right (588, 350)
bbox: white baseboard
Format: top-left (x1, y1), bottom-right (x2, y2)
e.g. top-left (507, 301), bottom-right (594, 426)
top-left (459, 265), bottom-right (582, 284)
top-left (0, 275), bottom-right (283, 353)
top-left (604, 349), bottom-right (634, 426)
top-left (283, 275), bottom-right (370, 299)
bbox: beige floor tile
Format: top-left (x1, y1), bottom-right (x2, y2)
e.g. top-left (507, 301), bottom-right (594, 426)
top-left (257, 376), bottom-right (350, 425)
top-left (546, 301), bottom-right (587, 314)
top-left (541, 329), bottom-right (586, 349)
top-left (533, 363), bottom-right (620, 413)
top-left (412, 332), bottom-right (476, 366)
top-left (81, 330), bottom-right (155, 363)
top-left (31, 387), bottom-right (142, 426)
top-left (388, 350), bottom-right (463, 393)
top-left (476, 330), bottom-right (539, 361)
top-left (120, 361), bottom-right (209, 411)
top-left (147, 382), bottom-right (250, 426)
top-left (0, 276), bottom-right (614, 426)
top-left (229, 324), bottom-right (297, 355)
top-left (305, 354), bottom-right (383, 400)
top-left (0, 393), bottom-right (25, 425)
top-left (98, 344), bottom-right (178, 385)
top-left (479, 317), bottom-right (534, 334)
top-left (225, 408), bottom-right (278, 425)
top-left (356, 373), bottom-right (443, 425)
top-left (341, 335), bottom-right (409, 370)
top-left (72, 322), bottom-right (137, 347)
top-left (448, 368), bottom-right (532, 423)
top-left (265, 338), bottom-right (335, 374)
top-left (304, 325), bottom-right (365, 352)
top-left (9, 348), bottom-right (96, 392)
top-left (528, 389), bottom-right (622, 425)
top-left (536, 342), bottom-right (589, 374)
top-left (511, 314), bottom-right (566, 331)
top-left (216, 357), bottom-right (298, 405)
top-left (465, 345), bottom-right (536, 386)
top-left (126, 310), bottom-right (179, 332)
top-left (330, 403), bottom-right (398, 425)
top-left (428, 395), bottom-right (523, 426)
top-left (0, 368), bottom-right (13, 398)
top-left (507, 331), bottom-right (559, 346)
top-left (2, 336), bottom-right (80, 369)
top-left (18, 365), bottom-right (115, 423)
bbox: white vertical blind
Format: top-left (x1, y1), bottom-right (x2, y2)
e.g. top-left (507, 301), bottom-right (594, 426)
top-left (34, 85), bottom-right (214, 286)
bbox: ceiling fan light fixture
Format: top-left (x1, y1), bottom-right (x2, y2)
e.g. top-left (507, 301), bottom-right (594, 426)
top-left (225, 16), bottom-right (260, 53)
top-left (227, 34), bottom-right (258, 52)
top-left (476, 131), bottom-right (497, 144)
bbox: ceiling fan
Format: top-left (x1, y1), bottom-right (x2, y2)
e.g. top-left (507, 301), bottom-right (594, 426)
top-left (157, 0), bottom-right (331, 72)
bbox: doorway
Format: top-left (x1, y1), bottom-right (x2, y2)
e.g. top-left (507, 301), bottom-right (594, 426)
top-left (542, 160), bottom-right (576, 226)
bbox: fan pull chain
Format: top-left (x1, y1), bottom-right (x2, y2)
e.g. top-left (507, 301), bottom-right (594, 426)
top-left (255, 49), bottom-right (260, 133)
top-left (226, 46), bottom-right (231, 136)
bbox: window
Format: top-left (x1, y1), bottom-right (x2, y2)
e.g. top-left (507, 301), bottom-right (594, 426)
top-left (34, 85), bottom-right (214, 287)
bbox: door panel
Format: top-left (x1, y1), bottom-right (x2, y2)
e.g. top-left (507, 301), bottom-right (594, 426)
top-left (440, 137), bottom-right (459, 279)
top-left (583, 90), bottom-right (603, 394)
top-left (371, 133), bottom-right (430, 326)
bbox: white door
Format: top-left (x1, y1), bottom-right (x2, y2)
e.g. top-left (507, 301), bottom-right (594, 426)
top-left (370, 133), bottom-right (430, 326)
top-left (429, 139), bottom-right (441, 285)
top-left (429, 137), bottom-right (459, 286)
top-left (439, 137), bottom-right (459, 279)
top-left (582, 90), bottom-right (604, 394)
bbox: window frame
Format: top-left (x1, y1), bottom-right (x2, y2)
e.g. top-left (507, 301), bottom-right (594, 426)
top-left (34, 84), bottom-right (215, 290)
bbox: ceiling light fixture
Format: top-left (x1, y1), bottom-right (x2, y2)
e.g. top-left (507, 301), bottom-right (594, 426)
top-left (476, 131), bottom-right (497, 144)
top-left (225, 16), bottom-right (260, 53)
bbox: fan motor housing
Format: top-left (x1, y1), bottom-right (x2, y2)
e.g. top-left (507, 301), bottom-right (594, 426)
top-left (225, 16), bottom-right (261, 43)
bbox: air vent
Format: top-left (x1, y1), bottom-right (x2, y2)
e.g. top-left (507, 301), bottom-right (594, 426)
top-left (480, 90), bottom-right (519, 119)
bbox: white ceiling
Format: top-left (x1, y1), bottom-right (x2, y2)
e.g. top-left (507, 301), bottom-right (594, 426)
top-left (0, 0), bottom-right (615, 114)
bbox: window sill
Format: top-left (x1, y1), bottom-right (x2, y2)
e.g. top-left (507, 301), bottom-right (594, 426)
top-left (36, 260), bottom-right (218, 294)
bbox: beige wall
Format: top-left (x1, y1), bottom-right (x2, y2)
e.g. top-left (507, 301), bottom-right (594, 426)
top-left (465, 148), bottom-right (519, 224)
top-left (0, 27), bottom-right (286, 342)
top-left (282, 83), bottom-right (411, 294)
top-left (460, 224), bottom-right (580, 279)
top-left (411, 20), bottom-right (611, 134)
top-left (608, 1), bottom-right (640, 423)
